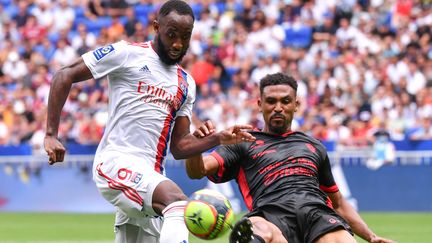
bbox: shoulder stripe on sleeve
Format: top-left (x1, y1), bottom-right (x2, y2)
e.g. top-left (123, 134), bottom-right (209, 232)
top-left (127, 42), bottom-right (149, 48)
top-left (209, 151), bottom-right (225, 181)
top-left (320, 184), bottom-right (339, 193)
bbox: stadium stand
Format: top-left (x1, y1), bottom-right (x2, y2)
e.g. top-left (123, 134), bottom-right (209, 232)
top-left (0, 0), bottom-right (430, 149)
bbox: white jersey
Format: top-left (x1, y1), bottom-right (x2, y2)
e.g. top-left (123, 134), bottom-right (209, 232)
top-left (82, 40), bottom-right (196, 174)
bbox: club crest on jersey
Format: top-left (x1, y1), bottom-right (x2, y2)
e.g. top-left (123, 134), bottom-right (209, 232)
top-left (93, 44), bottom-right (114, 61)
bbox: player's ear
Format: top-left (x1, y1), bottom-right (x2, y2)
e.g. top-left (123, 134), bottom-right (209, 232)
top-left (295, 99), bottom-right (300, 112)
top-left (153, 20), bottom-right (159, 32)
top-left (257, 98), bottom-right (262, 112)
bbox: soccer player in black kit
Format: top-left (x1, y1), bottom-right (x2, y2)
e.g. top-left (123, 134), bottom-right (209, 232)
top-left (186, 73), bottom-right (394, 243)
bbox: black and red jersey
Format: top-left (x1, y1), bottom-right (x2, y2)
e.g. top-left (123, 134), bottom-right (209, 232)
top-left (208, 131), bottom-right (339, 211)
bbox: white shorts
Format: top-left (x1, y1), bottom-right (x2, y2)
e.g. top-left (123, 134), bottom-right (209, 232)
top-left (93, 152), bottom-right (169, 219)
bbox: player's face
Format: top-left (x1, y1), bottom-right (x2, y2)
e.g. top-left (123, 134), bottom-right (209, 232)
top-left (153, 11), bottom-right (193, 65)
top-left (258, 84), bottom-right (299, 134)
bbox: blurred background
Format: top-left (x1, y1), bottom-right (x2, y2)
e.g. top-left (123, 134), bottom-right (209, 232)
top-left (0, 0), bottom-right (431, 242)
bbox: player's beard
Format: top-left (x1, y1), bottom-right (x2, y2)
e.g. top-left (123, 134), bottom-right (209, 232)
top-left (268, 114), bottom-right (288, 134)
top-left (156, 35), bottom-right (187, 65)
top-left (268, 124), bottom-right (288, 134)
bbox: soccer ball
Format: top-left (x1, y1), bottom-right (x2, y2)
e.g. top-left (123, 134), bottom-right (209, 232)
top-left (184, 189), bottom-right (234, 240)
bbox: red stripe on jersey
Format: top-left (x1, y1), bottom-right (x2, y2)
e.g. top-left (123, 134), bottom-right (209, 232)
top-left (237, 168), bottom-right (253, 210)
top-left (210, 151), bottom-right (225, 180)
top-left (127, 41), bottom-right (149, 48)
top-left (96, 163), bottom-right (143, 205)
top-left (154, 114), bottom-right (173, 173)
top-left (154, 67), bottom-right (188, 173)
top-left (320, 184), bottom-right (339, 193)
top-left (281, 131), bottom-right (295, 137)
top-left (326, 196), bottom-right (334, 208)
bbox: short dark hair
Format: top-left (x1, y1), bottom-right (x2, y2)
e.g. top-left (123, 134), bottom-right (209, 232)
top-left (259, 72), bottom-right (298, 95)
top-left (158, 0), bottom-right (195, 21)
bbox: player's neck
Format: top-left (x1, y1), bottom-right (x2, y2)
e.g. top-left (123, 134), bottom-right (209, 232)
top-left (263, 127), bottom-right (293, 136)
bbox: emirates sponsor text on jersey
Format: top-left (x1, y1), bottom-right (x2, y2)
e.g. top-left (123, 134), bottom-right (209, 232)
top-left (137, 81), bottom-right (183, 111)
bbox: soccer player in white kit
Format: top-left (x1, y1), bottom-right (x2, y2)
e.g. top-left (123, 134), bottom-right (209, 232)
top-left (44, 1), bottom-right (255, 242)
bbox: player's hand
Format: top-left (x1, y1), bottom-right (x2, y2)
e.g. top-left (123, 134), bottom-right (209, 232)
top-left (44, 136), bottom-right (66, 165)
top-left (219, 124), bottom-right (256, 145)
top-left (370, 235), bottom-right (396, 243)
top-left (193, 120), bottom-right (216, 138)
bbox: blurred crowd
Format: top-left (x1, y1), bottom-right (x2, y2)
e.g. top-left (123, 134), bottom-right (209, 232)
top-left (0, 0), bottom-right (431, 153)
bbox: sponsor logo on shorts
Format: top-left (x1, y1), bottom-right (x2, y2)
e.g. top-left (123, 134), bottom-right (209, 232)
top-left (328, 217), bottom-right (338, 224)
top-left (93, 45), bottom-right (114, 61)
top-left (130, 172), bottom-right (143, 184)
top-left (117, 168), bottom-right (143, 184)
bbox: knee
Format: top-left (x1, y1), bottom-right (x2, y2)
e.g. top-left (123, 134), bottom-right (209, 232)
top-left (152, 181), bottom-right (187, 214)
top-left (163, 191), bottom-right (188, 205)
top-left (252, 221), bottom-right (274, 242)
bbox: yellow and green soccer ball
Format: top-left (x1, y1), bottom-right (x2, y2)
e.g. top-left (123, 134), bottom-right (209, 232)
top-left (184, 189), bottom-right (234, 240)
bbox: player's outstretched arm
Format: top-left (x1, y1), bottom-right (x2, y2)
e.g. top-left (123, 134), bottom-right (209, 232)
top-left (184, 120), bottom-right (225, 179)
top-left (185, 153), bottom-right (219, 179)
top-left (45, 58), bottom-right (93, 164)
top-left (170, 117), bottom-right (255, 160)
top-left (328, 191), bottom-right (395, 243)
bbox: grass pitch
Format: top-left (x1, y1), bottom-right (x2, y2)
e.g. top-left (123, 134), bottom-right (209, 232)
top-left (0, 212), bottom-right (430, 242)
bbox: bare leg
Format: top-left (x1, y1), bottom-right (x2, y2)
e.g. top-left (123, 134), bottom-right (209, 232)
top-left (315, 229), bottom-right (357, 243)
top-left (250, 216), bottom-right (288, 243)
top-left (152, 180), bottom-right (188, 214)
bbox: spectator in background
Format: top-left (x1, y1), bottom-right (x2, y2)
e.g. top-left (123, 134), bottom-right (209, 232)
top-left (105, 0), bottom-right (129, 18)
top-left (13, 0), bottom-right (31, 28)
top-left (51, 39), bottom-right (78, 70)
top-left (51, 0), bottom-right (75, 33)
top-left (31, 0), bottom-right (54, 30)
top-left (124, 7), bottom-right (138, 37)
top-left (84, 0), bottom-right (106, 19)
top-left (0, 4), bottom-right (11, 24)
top-left (0, 114), bottom-right (9, 145)
top-left (366, 121), bottom-right (396, 170)
top-left (20, 15), bottom-right (47, 45)
top-left (107, 16), bottom-right (125, 42)
top-left (191, 49), bottom-right (215, 91)
top-left (71, 23), bottom-right (97, 55)
top-left (313, 12), bottom-right (337, 42)
top-left (2, 52), bottom-right (28, 81)
top-left (35, 39), bottom-right (56, 63)
top-left (408, 117), bottom-right (432, 141)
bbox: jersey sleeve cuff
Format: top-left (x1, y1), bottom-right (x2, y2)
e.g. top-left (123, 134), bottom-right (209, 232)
top-left (207, 151), bottom-right (225, 182)
top-left (319, 184), bottom-right (339, 193)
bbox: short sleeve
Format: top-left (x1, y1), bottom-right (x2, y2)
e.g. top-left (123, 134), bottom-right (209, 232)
top-left (176, 72), bottom-right (196, 121)
top-left (318, 154), bottom-right (339, 193)
top-left (82, 41), bottom-right (129, 79)
top-left (207, 144), bottom-right (243, 183)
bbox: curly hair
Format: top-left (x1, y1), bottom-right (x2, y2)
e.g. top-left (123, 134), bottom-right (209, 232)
top-left (158, 0), bottom-right (195, 21)
top-left (259, 72), bottom-right (298, 95)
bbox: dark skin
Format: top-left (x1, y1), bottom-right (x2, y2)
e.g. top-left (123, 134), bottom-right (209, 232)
top-left (44, 11), bottom-right (255, 215)
top-left (258, 84), bottom-right (299, 135)
top-left (187, 84), bottom-right (394, 243)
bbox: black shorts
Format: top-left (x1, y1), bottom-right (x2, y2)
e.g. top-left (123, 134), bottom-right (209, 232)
top-left (246, 200), bottom-right (352, 243)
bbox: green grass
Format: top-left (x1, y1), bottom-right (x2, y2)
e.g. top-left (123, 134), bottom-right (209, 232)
top-left (0, 212), bottom-right (430, 242)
